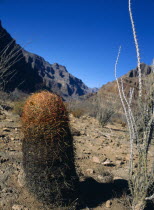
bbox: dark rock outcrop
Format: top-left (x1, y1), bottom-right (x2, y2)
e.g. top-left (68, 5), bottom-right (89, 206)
top-left (0, 21), bottom-right (91, 100)
top-left (127, 63), bottom-right (153, 78)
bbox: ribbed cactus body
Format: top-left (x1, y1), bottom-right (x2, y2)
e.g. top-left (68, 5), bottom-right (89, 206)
top-left (21, 91), bottom-right (78, 206)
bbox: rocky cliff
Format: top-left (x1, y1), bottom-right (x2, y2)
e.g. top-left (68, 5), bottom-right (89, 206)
top-left (127, 63), bottom-right (153, 77)
top-left (0, 21), bottom-right (91, 100)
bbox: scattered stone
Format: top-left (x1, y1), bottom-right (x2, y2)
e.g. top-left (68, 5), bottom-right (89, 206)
top-left (92, 156), bottom-right (100, 164)
top-left (0, 170), bottom-right (4, 174)
top-left (0, 115), bottom-right (6, 120)
top-left (80, 130), bottom-right (86, 135)
top-left (2, 128), bottom-right (10, 132)
top-left (116, 142), bottom-right (121, 147)
top-left (0, 134), bottom-right (6, 138)
top-left (115, 160), bottom-right (125, 166)
top-left (86, 169), bottom-right (94, 174)
top-left (97, 174), bottom-right (113, 183)
top-left (12, 204), bottom-right (29, 210)
top-left (17, 169), bottom-right (26, 187)
top-left (113, 176), bottom-right (123, 180)
top-left (0, 96), bottom-right (132, 209)
top-left (134, 163), bottom-right (138, 168)
top-left (71, 127), bottom-right (81, 136)
top-left (106, 200), bottom-right (112, 208)
top-left (102, 159), bottom-right (112, 166)
top-left (115, 156), bottom-right (122, 160)
top-left (0, 158), bottom-right (9, 164)
top-left (6, 119), bottom-right (14, 122)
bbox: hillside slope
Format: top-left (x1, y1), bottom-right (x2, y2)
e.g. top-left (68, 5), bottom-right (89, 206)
top-left (0, 21), bottom-right (91, 100)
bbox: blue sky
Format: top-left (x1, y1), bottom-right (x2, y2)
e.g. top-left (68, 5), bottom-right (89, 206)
top-left (0, 0), bottom-right (154, 88)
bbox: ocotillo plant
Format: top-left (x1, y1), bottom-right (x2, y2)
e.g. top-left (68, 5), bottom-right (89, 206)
top-left (21, 91), bottom-right (78, 207)
top-left (114, 1), bottom-right (154, 209)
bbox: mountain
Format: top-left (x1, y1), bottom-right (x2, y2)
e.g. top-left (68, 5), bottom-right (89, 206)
top-left (98, 62), bottom-right (154, 96)
top-left (68, 62), bottom-right (154, 119)
top-left (0, 21), bottom-right (92, 100)
top-left (127, 63), bottom-right (153, 77)
top-left (88, 87), bottom-right (99, 93)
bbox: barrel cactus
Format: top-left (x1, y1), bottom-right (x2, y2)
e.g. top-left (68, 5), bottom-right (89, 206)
top-left (21, 91), bottom-right (78, 207)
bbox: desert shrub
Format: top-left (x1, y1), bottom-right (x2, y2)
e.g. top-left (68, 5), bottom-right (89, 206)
top-left (65, 101), bottom-right (85, 118)
top-left (0, 91), bottom-right (14, 111)
top-left (96, 89), bottom-right (121, 127)
top-left (21, 91), bottom-right (79, 207)
top-left (111, 113), bottom-right (127, 125)
top-left (9, 88), bottom-right (29, 101)
top-left (13, 100), bottom-right (25, 116)
top-left (97, 106), bottom-right (115, 127)
top-left (67, 93), bottom-right (99, 118)
top-left (0, 91), bottom-right (11, 102)
top-left (71, 108), bottom-right (85, 118)
top-left (114, 1), bottom-right (154, 209)
top-left (96, 96), bottom-right (119, 127)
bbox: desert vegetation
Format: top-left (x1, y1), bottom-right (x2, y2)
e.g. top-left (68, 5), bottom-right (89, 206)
top-left (0, 0), bottom-right (154, 210)
top-left (114, 0), bottom-right (154, 209)
top-left (21, 91), bottom-right (79, 208)
top-left (0, 31), bottom-right (23, 90)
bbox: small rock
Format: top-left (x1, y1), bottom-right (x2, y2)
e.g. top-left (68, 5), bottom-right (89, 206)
top-left (71, 127), bottom-right (80, 136)
top-left (0, 158), bottom-right (9, 164)
top-left (106, 200), bottom-right (112, 208)
top-left (134, 163), bottom-right (138, 168)
top-left (113, 176), bottom-right (123, 180)
top-left (2, 128), bottom-right (10, 132)
top-left (102, 159), bottom-right (112, 166)
top-left (6, 119), bottom-right (14, 122)
top-left (0, 170), bottom-right (4, 174)
top-left (12, 205), bottom-right (29, 210)
top-left (80, 130), bottom-right (86, 135)
top-left (0, 115), bottom-right (6, 120)
top-left (86, 169), bottom-right (94, 174)
top-left (97, 174), bottom-right (113, 183)
top-left (17, 169), bottom-right (26, 187)
top-left (115, 156), bottom-right (122, 160)
top-left (115, 160), bottom-right (124, 166)
top-left (116, 142), bottom-right (121, 147)
top-left (92, 156), bottom-right (100, 164)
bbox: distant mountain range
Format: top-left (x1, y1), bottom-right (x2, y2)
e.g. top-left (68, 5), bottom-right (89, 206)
top-left (0, 21), bottom-right (152, 101)
top-left (0, 21), bottom-right (97, 100)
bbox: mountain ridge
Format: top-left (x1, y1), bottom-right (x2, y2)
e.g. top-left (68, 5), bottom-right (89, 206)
top-left (0, 21), bottom-right (94, 100)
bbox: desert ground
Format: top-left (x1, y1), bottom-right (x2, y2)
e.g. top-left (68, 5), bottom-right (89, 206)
top-left (0, 100), bottom-right (154, 210)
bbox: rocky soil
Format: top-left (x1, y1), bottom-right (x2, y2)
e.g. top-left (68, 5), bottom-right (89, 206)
top-left (0, 103), bottom-right (154, 210)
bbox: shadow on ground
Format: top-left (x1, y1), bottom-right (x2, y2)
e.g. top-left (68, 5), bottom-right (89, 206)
top-left (79, 177), bottom-right (154, 209)
top-left (79, 177), bottom-right (129, 208)
top-left (145, 202), bottom-right (154, 210)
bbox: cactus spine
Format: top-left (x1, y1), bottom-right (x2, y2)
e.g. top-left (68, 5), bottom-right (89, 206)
top-left (21, 91), bottom-right (78, 207)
